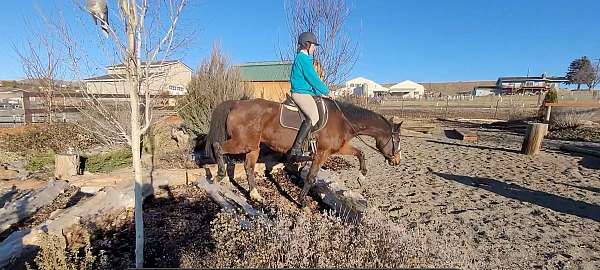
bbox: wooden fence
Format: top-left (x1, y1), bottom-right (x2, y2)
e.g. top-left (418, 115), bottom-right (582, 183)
top-left (0, 91), bottom-right (179, 127)
top-left (376, 91), bottom-right (600, 120)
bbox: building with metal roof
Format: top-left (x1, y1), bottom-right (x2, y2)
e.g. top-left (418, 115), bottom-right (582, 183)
top-left (496, 74), bottom-right (567, 94)
top-left (235, 61), bottom-right (292, 102)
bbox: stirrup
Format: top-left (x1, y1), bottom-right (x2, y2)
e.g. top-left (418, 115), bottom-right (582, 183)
top-left (288, 149), bottom-right (312, 162)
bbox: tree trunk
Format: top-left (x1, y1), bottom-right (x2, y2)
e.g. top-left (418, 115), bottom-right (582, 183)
top-left (124, 4), bottom-right (144, 266)
top-left (521, 123), bottom-right (548, 156)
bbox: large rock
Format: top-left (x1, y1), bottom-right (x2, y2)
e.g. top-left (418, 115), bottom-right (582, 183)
top-left (0, 180), bottom-right (69, 234)
top-left (0, 181), bottom-right (135, 269)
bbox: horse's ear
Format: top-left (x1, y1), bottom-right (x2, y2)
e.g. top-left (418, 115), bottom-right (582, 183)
top-left (395, 121), bottom-right (403, 131)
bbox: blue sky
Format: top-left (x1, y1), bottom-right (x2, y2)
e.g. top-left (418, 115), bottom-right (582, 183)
top-left (1, 0), bottom-right (599, 83)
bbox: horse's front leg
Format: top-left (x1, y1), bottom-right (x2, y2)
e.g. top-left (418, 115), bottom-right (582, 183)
top-left (336, 143), bottom-right (367, 177)
top-left (245, 149), bottom-right (264, 202)
top-left (299, 151), bottom-right (329, 207)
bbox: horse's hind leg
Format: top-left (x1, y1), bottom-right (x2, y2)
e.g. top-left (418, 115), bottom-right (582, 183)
top-left (212, 142), bottom-right (227, 182)
top-left (245, 149), bottom-right (264, 202)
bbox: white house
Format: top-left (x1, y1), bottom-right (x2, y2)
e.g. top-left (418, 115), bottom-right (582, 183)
top-left (339, 77), bottom-right (389, 97)
top-left (388, 80), bottom-right (425, 98)
top-left (472, 86), bottom-right (497, 96)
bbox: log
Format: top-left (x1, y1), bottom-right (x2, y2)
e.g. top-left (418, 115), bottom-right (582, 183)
top-left (54, 154), bottom-right (81, 180)
top-left (299, 163), bottom-right (368, 222)
top-left (454, 128), bottom-right (478, 141)
top-left (197, 176), bottom-right (259, 216)
top-left (559, 145), bottom-right (600, 158)
top-left (0, 182), bottom-right (135, 269)
top-left (404, 126), bottom-right (436, 134)
top-left (521, 123), bottom-right (548, 156)
top-left (0, 180), bottom-right (69, 234)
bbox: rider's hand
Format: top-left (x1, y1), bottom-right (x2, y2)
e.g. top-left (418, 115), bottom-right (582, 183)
top-left (328, 92), bottom-right (335, 99)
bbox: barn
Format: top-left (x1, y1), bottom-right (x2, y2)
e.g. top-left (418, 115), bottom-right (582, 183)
top-left (339, 77), bottom-right (389, 97)
top-left (388, 80), bottom-right (425, 98)
top-left (236, 61), bottom-right (292, 102)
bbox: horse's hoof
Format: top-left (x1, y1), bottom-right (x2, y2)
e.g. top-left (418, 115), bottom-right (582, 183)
top-left (360, 169), bottom-right (367, 177)
top-left (249, 188), bottom-right (264, 203)
top-left (215, 176), bottom-right (229, 184)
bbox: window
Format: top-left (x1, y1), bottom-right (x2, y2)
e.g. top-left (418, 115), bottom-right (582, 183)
top-left (169, 85), bottom-right (185, 93)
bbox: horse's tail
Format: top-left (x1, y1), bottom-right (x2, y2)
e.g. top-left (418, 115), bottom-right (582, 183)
top-left (204, 100), bottom-right (236, 161)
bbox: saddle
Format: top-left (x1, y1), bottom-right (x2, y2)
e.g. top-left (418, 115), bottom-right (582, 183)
top-left (279, 94), bottom-right (328, 132)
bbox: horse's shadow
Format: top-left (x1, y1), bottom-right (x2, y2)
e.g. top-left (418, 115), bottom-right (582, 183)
top-left (432, 171), bottom-right (600, 222)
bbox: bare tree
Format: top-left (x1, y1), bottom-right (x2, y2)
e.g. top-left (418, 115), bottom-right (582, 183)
top-left (39, 0), bottom-right (189, 267)
top-left (178, 43), bottom-right (249, 136)
top-left (13, 27), bottom-right (62, 123)
top-left (281, 0), bottom-right (358, 87)
top-left (593, 58), bottom-right (600, 91)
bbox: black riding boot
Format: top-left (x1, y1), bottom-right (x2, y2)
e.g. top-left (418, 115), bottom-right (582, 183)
top-left (288, 120), bottom-right (313, 162)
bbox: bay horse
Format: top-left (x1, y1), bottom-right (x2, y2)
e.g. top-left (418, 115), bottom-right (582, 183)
top-left (205, 98), bottom-right (402, 206)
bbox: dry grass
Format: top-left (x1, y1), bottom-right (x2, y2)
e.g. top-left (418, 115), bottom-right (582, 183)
top-left (550, 108), bottom-right (599, 129)
top-left (27, 230), bottom-right (95, 270)
top-left (182, 209), bottom-right (481, 269)
top-left (0, 123), bottom-right (99, 154)
top-left (24, 185), bottom-right (490, 269)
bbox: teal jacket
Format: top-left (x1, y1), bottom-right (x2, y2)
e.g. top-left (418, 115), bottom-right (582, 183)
top-left (290, 52), bottom-right (329, 96)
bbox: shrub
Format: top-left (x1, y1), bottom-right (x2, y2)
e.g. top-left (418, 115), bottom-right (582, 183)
top-left (177, 43), bottom-right (249, 135)
top-left (84, 148), bottom-right (132, 173)
top-left (544, 89), bottom-right (558, 103)
top-left (187, 210), bottom-right (410, 268)
top-left (27, 231), bottom-right (95, 270)
top-left (0, 124), bottom-right (99, 154)
top-left (550, 108), bottom-right (598, 129)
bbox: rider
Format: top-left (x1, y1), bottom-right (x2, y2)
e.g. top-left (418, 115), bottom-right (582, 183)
top-left (288, 31), bottom-right (331, 161)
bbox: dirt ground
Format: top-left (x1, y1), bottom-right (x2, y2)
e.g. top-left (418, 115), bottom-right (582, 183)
top-left (3, 117), bottom-right (600, 269)
top-left (331, 123), bottom-right (600, 269)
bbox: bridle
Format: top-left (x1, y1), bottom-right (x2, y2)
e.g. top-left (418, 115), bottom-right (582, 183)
top-left (330, 98), bottom-right (400, 159)
top-left (383, 125), bottom-right (401, 158)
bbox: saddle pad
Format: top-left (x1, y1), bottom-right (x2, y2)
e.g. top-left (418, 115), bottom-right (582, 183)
top-left (279, 100), bottom-right (328, 132)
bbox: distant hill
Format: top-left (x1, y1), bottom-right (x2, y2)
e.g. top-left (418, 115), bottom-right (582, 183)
top-left (382, 80), bottom-right (496, 96)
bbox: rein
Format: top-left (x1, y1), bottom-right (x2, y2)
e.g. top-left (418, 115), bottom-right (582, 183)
top-left (329, 97), bottom-right (398, 156)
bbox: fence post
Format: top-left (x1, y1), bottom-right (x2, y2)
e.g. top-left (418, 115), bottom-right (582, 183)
top-left (544, 105), bottom-right (552, 123)
top-left (494, 98), bottom-right (500, 119)
top-left (444, 96), bottom-right (449, 119)
top-left (22, 93), bottom-right (32, 124)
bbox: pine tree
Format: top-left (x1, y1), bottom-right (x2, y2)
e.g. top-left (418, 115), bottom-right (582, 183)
top-left (566, 56), bottom-right (596, 91)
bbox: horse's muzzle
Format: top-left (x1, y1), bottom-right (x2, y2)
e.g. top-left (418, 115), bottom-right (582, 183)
top-left (386, 152), bottom-right (401, 166)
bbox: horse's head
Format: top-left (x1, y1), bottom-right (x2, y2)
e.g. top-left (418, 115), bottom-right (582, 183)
top-left (376, 119), bottom-right (402, 166)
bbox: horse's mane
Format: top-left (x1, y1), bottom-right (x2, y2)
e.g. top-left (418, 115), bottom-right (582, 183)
top-left (326, 99), bottom-right (391, 128)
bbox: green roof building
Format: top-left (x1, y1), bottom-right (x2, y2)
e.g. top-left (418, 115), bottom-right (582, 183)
top-left (236, 61), bottom-right (292, 82)
top-left (235, 60), bottom-right (292, 101)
